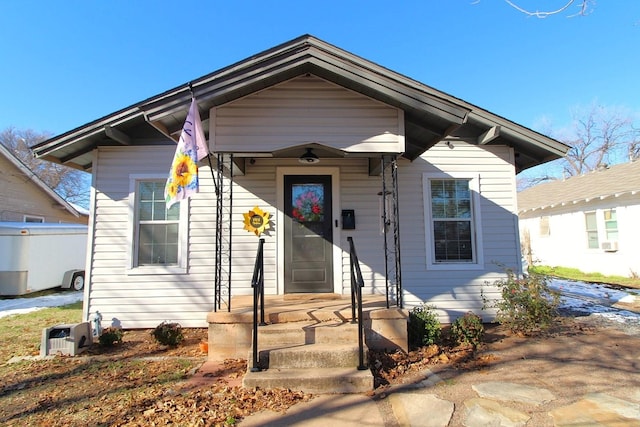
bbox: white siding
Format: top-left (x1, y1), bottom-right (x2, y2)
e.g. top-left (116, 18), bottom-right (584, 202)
top-left (89, 146), bottom-right (213, 328)
top-left (87, 140), bottom-right (519, 327)
top-left (398, 142), bottom-right (519, 322)
top-left (336, 160), bottom-right (388, 294)
top-left (211, 75), bottom-right (403, 154)
top-left (87, 148), bottom-right (386, 328)
top-left (519, 196), bottom-right (640, 277)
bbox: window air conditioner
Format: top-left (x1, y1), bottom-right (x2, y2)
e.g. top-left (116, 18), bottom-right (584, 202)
top-left (601, 241), bottom-right (619, 252)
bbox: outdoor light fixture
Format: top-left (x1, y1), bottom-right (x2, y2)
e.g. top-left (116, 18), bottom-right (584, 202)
top-left (298, 148), bottom-right (320, 164)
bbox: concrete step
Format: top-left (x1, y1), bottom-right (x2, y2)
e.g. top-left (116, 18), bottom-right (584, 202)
top-left (245, 321), bottom-right (372, 393)
top-left (267, 343), bottom-right (367, 369)
top-left (243, 367), bottom-right (373, 394)
top-left (256, 320), bottom-right (359, 347)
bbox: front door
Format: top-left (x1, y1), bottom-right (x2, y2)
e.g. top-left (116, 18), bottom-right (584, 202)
top-left (284, 175), bottom-right (333, 293)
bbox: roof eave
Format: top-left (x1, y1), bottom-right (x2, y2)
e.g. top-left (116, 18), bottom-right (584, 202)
top-left (32, 34), bottom-right (567, 172)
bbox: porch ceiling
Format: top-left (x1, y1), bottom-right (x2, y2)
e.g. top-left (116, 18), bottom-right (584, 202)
top-left (32, 35), bottom-right (568, 172)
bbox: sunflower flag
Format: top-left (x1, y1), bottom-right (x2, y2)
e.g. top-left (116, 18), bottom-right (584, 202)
top-left (164, 98), bottom-right (209, 208)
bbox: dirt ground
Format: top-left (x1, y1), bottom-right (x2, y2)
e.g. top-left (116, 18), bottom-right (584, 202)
top-left (123, 314), bottom-right (640, 426)
top-left (371, 314), bottom-right (640, 426)
top-left (3, 314), bottom-right (639, 426)
top-left (95, 316), bottom-right (640, 426)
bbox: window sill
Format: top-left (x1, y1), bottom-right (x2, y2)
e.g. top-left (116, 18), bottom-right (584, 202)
top-left (126, 266), bottom-right (187, 276)
top-left (427, 262), bottom-right (483, 271)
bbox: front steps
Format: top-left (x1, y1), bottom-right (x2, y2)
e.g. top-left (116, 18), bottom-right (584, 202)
top-left (242, 321), bottom-right (373, 394)
top-left (206, 294), bottom-right (409, 393)
top-left (207, 295), bottom-right (409, 361)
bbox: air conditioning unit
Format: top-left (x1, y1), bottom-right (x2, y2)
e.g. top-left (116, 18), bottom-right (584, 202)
top-left (40, 322), bottom-right (93, 357)
top-left (601, 241), bottom-right (619, 252)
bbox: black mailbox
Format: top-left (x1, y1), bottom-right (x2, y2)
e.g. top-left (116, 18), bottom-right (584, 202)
top-left (342, 209), bottom-right (355, 229)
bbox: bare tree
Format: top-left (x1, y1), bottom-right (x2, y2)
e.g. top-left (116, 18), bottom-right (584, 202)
top-left (518, 104), bottom-right (640, 190)
top-left (561, 104), bottom-right (640, 176)
top-left (0, 127), bottom-right (90, 208)
top-left (628, 131), bottom-right (640, 161)
top-left (517, 173), bottom-right (559, 191)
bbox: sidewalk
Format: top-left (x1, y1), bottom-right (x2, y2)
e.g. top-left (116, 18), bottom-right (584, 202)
top-left (237, 368), bottom-right (640, 426)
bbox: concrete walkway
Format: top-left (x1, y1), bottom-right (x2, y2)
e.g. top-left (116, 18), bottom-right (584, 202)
top-left (238, 369), bottom-right (640, 426)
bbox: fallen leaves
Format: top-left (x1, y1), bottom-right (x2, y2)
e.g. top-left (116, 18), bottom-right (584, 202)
top-left (0, 329), bottom-right (314, 426)
top-left (0, 324), bottom-right (516, 426)
top-left (369, 342), bottom-right (479, 388)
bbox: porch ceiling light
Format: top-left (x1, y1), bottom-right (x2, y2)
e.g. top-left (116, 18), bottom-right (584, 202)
top-left (299, 147), bottom-right (320, 164)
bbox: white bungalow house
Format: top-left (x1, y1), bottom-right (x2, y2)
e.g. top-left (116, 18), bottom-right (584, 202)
top-left (32, 35), bottom-right (568, 332)
top-left (518, 160), bottom-right (640, 278)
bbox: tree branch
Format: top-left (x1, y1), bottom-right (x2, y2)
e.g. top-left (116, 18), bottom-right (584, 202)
top-left (501, 0), bottom-right (592, 18)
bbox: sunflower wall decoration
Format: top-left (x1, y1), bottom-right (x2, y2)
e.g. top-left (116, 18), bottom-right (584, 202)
top-left (243, 206), bottom-right (271, 236)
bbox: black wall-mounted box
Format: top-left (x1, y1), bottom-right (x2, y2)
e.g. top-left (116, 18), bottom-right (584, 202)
top-left (342, 209), bottom-right (355, 229)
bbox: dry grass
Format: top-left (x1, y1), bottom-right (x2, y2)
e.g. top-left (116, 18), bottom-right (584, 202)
top-left (0, 300), bottom-right (83, 362)
top-left (0, 302), bottom-right (308, 426)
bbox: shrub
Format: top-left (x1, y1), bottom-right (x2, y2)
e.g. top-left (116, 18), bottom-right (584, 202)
top-left (152, 321), bottom-right (184, 347)
top-left (450, 311), bottom-right (484, 348)
top-left (98, 327), bottom-right (123, 346)
top-left (483, 270), bottom-right (560, 335)
top-left (408, 304), bottom-right (441, 347)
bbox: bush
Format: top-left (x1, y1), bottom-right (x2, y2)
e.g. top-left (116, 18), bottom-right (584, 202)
top-left (152, 321), bottom-right (184, 347)
top-left (483, 270), bottom-right (560, 335)
top-left (98, 327), bottom-right (123, 346)
top-left (450, 311), bottom-right (484, 348)
top-left (408, 304), bottom-right (441, 347)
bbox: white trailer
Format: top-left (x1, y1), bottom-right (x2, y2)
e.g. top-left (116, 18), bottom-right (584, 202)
top-left (0, 222), bottom-right (88, 296)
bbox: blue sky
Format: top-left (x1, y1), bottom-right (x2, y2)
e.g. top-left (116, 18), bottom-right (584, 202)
top-left (1, 1), bottom-right (639, 176)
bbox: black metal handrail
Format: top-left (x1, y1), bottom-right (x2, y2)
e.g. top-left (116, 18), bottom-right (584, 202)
top-left (347, 236), bottom-right (367, 371)
top-left (250, 238), bottom-right (265, 372)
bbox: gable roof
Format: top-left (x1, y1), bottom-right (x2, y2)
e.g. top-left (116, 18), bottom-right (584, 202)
top-left (0, 143), bottom-right (83, 218)
top-left (32, 34), bottom-right (568, 172)
top-left (518, 160), bottom-right (640, 214)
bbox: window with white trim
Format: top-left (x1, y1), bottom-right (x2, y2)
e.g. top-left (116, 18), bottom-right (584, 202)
top-left (603, 209), bottom-right (618, 241)
top-left (539, 216), bottom-right (550, 236)
top-left (128, 177), bottom-right (188, 274)
top-left (423, 174), bottom-right (483, 269)
top-left (585, 211), bottom-right (598, 249)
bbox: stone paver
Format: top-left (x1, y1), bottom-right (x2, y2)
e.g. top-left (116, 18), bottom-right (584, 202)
top-left (550, 392), bottom-right (640, 426)
top-left (463, 397), bottom-right (530, 427)
top-left (389, 393), bottom-right (454, 427)
top-left (472, 381), bottom-right (555, 405)
top-left (236, 375), bottom-right (640, 426)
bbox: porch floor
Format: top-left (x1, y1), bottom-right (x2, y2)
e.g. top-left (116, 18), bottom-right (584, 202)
top-left (206, 293), bottom-right (395, 324)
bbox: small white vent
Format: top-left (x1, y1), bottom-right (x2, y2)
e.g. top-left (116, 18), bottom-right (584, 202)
top-left (601, 241), bottom-right (619, 252)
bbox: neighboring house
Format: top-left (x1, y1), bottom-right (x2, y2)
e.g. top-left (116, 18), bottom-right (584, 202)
top-left (32, 35), bottom-right (568, 328)
top-left (0, 143), bottom-right (88, 224)
top-left (518, 160), bottom-right (640, 277)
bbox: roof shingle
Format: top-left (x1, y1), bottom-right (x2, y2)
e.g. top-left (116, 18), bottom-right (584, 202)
top-left (518, 160), bottom-right (640, 213)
